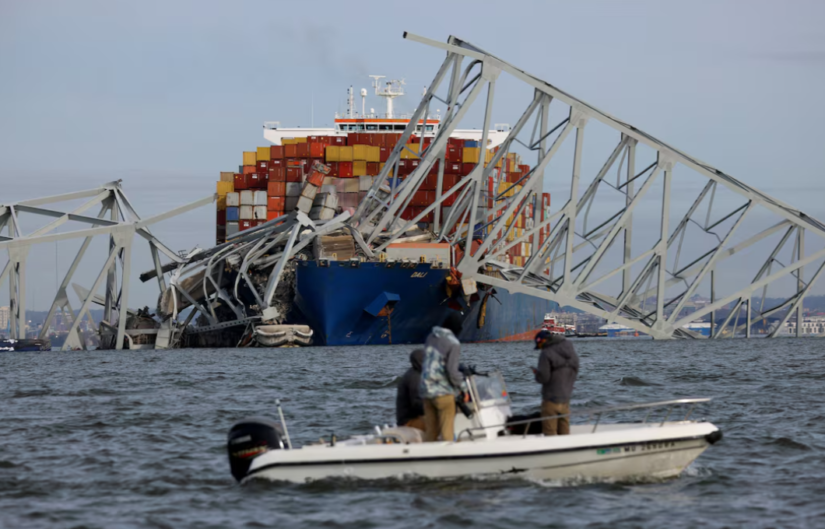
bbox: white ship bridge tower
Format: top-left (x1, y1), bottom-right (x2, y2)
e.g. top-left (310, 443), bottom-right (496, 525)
top-left (369, 75), bottom-right (405, 119)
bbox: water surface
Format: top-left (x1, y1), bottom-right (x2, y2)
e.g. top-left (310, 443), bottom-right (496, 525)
top-left (1, 339), bottom-right (823, 528)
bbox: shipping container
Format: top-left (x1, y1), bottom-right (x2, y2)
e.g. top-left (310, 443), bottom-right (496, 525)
top-left (268, 166), bottom-right (286, 182)
top-left (339, 146), bottom-right (354, 162)
top-left (266, 210), bottom-right (284, 221)
top-left (242, 165), bottom-right (257, 175)
top-left (285, 196), bottom-right (299, 211)
top-left (379, 146), bottom-right (390, 163)
top-left (240, 205), bottom-right (253, 220)
top-left (257, 147), bottom-right (271, 162)
top-left (239, 219), bottom-right (254, 231)
top-left (463, 147), bottom-right (480, 164)
top-left (226, 192), bottom-right (240, 207)
top-left (270, 145), bottom-right (284, 159)
top-left (220, 171), bottom-right (235, 183)
top-left (325, 145), bottom-right (341, 162)
top-left (216, 181), bottom-right (233, 196)
top-left (353, 161), bottom-right (367, 177)
top-left (253, 205), bottom-right (267, 220)
top-left (366, 162), bottom-right (379, 175)
top-left (284, 144), bottom-right (298, 158)
top-left (217, 195), bottom-right (227, 211)
top-left (234, 174), bottom-right (248, 191)
top-left (411, 191), bottom-right (433, 207)
top-left (243, 152), bottom-right (257, 166)
top-left (253, 190), bottom-right (268, 205)
top-left (338, 161), bottom-right (354, 178)
top-left (353, 144), bottom-right (368, 161)
top-left (307, 171), bottom-right (324, 187)
top-left (240, 190), bottom-right (254, 205)
top-left (268, 181), bottom-right (286, 196)
top-left (258, 160), bottom-right (270, 172)
top-left (285, 182), bottom-right (302, 197)
top-left (226, 207), bottom-right (240, 222)
top-left (227, 221), bottom-right (240, 237)
top-left (286, 167), bottom-right (302, 182)
top-left (267, 196), bottom-right (284, 211)
top-left (247, 173), bottom-right (265, 189)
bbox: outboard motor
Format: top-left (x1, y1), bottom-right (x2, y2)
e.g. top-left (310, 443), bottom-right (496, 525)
top-left (227, 416), bottom-right (285, 482)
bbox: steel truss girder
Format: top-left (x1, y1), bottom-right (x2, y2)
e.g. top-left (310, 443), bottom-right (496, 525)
top-left (0, 182), bottom-right (214, 349)
top-left (362, 32), bottom-right (825, 339)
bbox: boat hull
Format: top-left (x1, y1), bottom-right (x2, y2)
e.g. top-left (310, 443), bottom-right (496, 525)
top-left (245, 422), bottom-right (719, 484)
top-left (293, 261), bottom-right (555, 346)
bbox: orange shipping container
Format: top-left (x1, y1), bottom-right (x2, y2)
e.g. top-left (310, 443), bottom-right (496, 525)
top-left (267, 181), bottom-right (286, 196)
top-left (270, 145), bottom-right (284, 159)
top-left (284, 144), bottom-right (298, 158)
top-left (267, 197), bottom-right (284, 210)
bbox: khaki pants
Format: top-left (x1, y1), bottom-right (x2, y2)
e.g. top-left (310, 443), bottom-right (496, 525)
top-left (541, 400), bottom-right (570, 436)
top-left (423, 395), bottom-right (456, 442)
top-left (404, 416), bottom-right (426, 432)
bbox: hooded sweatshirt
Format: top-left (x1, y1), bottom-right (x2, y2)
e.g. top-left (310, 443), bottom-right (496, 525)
top-left (396, 349), bottom-right (425, 425)
top-left (419, 326), bottom-right (464, 399)
top-left (535, 335), bottom-right (579, 403)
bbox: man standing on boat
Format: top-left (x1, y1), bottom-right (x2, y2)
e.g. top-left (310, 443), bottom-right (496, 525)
top-left (396, 349), bottom-right (426, 431)
top-left (533, 330), bottom-right (579, 436)
top-left (419, 313), bottom-right (465, 442)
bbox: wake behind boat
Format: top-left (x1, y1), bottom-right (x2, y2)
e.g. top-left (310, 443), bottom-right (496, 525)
top-left (226, 371), bottom-right (722, 484)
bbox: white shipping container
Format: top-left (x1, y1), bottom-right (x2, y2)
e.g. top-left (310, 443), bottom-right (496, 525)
top-left (285, 183), bottom-right (302, 197)
top-left (320, 184), bottom-right (338, 195)
top-left (240, 190), bottom-right (254, 205)
top-left (343, 178), bottom-right (360, 193)
top-left (226, 222), bottom-right (239, 236)
top-left (359, 175), bottom-right (375, 191)
top-left (338, 192), bottom-right (359, 208)
top-left (296, 195), bottom-right (313, 213)
top-left (312, 192), bottom-right (338, 209)
top-left (253, 206), bottom-right (267, 220)
top-left (300, 185), bottom-right (318, 201)
top-left (226, 192), bottom-right (240, 207)
top-left (253, 190), bottom-right (268, 206)
top-left (309, 206), bottom-right (336, 221)
top-left (240, 205), bottom-right (253, 220)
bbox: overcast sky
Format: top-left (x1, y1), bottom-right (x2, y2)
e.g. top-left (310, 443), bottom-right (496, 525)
top-left (1, 0), bottom-right (824, 310)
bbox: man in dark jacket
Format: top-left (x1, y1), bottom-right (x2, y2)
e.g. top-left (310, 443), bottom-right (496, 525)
top-left (532, 330), bottom-right (579, 436)
top-left (396, 349), bottom-right (425, 430)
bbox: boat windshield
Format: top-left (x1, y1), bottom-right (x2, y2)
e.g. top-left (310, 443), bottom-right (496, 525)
top-left (470, 371), bottom-right (510, 408)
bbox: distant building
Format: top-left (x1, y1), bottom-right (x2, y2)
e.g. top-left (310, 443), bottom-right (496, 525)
top-left (785, 317), bottom-right (825, 335)
top-left (0, 306), bottom-right (9, 331)
top-left (599, 321), bottom-right (712, 338)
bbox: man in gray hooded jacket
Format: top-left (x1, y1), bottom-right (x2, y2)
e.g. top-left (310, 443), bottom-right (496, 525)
top-left (533, 330), bottom-right (579, 436)
top-left (419, 313), bottom-right (465, 442)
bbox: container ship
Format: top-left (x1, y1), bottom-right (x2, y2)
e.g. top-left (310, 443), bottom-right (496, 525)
top-left (210, 78), bottom-right (555, 346)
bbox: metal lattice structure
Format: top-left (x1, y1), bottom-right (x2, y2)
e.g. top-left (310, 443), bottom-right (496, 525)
top-left (353, 33), bottom-right (825, 339)
top-left (0, 181), bottom-right (211, 349)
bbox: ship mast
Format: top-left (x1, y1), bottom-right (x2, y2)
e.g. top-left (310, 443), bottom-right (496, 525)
top-left (369, 75), bottom-right (405, 119)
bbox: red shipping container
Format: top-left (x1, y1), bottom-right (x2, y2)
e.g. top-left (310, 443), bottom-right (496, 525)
top-left (247, 173), bottom-right (265, 189)
top-left (446, 162), bottom-right (462, 174)
top-left (409, 159), bottom-right (420, 174)
top-left (307, 143), bottom-right (324, 158)
top-left (420, 174), bottom-right (437, 191)
top-left (461, 163), bottom-right (475, 176)
top-left (270, 159), bottom-right (284, 168)
top-left (443, 173), bottom-right (459, 190)
top-left (338, 162), bottom-right (354, 178)
top-left (347, 133), bottom-right (359, 146)
top-left (267, 181), bottom-right (286, 196)
top-left (326, 161), bottom-right (338, 177)
top-left (234, 173), bottom-right (247, 191)
top-left (239, 219), bottom-right (254, 231)
top-left (306, 135), bottom-right (322, 144)
top-left (267, 196), bottom-right (284, 210)
top-left (284, 144), bottom-right (298, 158)
top-left (373, 134), bottom-right (387, 147)
top-left (445, 145), bottom-right (462, 163)
top-left (442, 193), bottom-right (457, 207)
top-left (270, 145), bottom-right (284, 159)
top-left (448, 137), bottom-right (464, 147)
top-left (410, 191), bottom-right (433, 206)
top-left (307, 171), bottom-right (324, 187)
top-left (330, 136), bottom-right (347, 146)
top-left (507, 171), bottom-right (523, 184)
top-left (286, 167), bottom-right (303, 182)
top-left (409, 206), bottom-right (434, 223)
top-left (296, 143), bottom-right (309, 157)
top-left (285, 157), bottom-right (303, 168)
top-left (379, 146), bottom-right (390, 163)
top-left (397, 159), bottom-right (409, 176)
top-left (310, 157), bottom-right (324, 169)
top-left (258, 160), bottom-right (270, 171)
top-left (216, 209), bottom-right (227, 225)
top-left (242, 165), bottom-right (257, 175)
top-left (366, 162), bottom-right (380, 175)
top-left (268, 166), bottom-right (286, 182)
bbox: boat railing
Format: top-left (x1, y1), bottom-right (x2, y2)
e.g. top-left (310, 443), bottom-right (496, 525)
top-left (457, 397), bottom-right (712, 441)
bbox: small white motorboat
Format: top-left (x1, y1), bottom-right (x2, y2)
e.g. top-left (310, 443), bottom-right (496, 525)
top-left (226, 371), bottom-right (722, 484)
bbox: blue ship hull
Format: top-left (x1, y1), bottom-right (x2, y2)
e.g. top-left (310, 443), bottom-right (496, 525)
top-left (293, 261), bottom-right (555, 346)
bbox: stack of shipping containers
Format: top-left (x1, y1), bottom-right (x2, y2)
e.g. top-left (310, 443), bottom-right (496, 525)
top-left (213, 133), bottom-right (551, 267)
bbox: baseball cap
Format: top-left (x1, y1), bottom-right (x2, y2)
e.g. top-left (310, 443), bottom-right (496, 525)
top-left (534, 330), bottom-right (552, 349)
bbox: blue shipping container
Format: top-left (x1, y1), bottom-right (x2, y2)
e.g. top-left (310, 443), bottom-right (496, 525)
top-left (226, 206), bottom-right (240, 221)
top-left (464, 140), bottom-right (479, 148)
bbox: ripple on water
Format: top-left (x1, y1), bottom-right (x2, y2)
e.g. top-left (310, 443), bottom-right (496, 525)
top-left (0, 339), bottom-right (823, 528)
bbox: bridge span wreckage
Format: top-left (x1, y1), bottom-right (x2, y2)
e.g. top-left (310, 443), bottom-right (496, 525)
top-left (3, 33), bottom-right (824, 349)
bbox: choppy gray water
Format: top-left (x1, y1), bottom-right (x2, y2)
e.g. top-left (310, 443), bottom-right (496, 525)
top-left (1, 339), bottom-right (824, 528)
